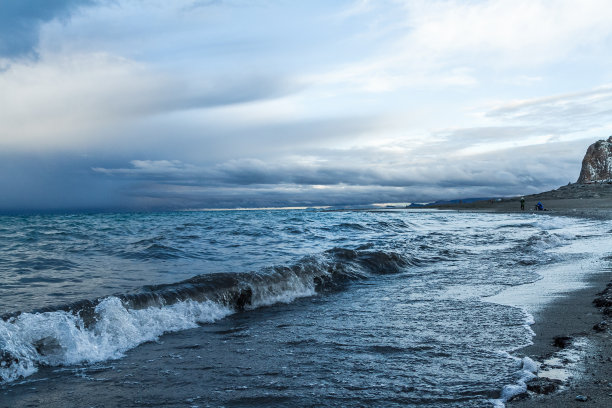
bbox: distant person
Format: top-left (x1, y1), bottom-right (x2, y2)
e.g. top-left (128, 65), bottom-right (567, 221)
top-left (520, 197), bottom-right (525, 210)
top-left (535, 202), bottom-right (544, 211)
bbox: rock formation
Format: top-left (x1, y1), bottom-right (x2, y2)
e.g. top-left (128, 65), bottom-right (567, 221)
top-left (577, 136), bottom-right (612, 183)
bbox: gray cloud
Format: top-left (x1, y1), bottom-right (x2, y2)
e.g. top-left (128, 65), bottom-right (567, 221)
top-left (85, 136), bottom-right (587, 210)
top-left (152, 75), bottom-right (299, 112)
top-left (487, 87), bottom-right (612, 117)
top-left (0, 0), bottom-right (99, 58)
top-left (0, 134), bottom-right (589, 212)
top-left (118, 115), bottom-right (388, 166)
top-left (486, 86), bottom-right (612, 134)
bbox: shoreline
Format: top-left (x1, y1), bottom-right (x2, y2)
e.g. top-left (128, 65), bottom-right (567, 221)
top-left (423, 185), bottom-right (612, 405)
top-left (424, 182), bottom-right (612, 217)
top-left (508, 267), bottom-right (612, 406)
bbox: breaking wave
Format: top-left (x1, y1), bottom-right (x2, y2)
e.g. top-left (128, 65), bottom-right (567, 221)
top-left (0, 248), bottom-right (410, 383)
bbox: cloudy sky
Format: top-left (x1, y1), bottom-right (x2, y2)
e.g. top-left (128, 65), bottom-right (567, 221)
top-left (1, 0), bottom-right (612, 210)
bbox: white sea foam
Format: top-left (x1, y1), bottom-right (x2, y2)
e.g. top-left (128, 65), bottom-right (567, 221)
top-left (249, 273), bottom-right (318, 307)
top-left (486, 215), bottom-right (611, 316)
top-left (528, 231), bottom-right (567, 250)
top-left (491, 356), bottom-right (538, 407)
top-left (251, 285), bottom-right (317, 307)
top-left (492, 338), bottom-right (592, 407)
top-left (0, 297), bottom-right (232, 382)
top-left (487, 252), bottom-right (605, 316)
top-left (538, 337), bottom-right (590, 383)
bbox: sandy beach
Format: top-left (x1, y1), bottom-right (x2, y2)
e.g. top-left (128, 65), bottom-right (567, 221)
top-left (428, 183), bottom-right (612, 406)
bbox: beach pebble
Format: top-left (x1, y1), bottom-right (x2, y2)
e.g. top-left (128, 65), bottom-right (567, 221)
top-left (553, 336), bottom-right (572, 348)
top-left (592, 321), bottom-right (608, 332)
top-left (526, 378), bottom-right (559, 394)
top-left (575, 395), bottom-right (588, 402)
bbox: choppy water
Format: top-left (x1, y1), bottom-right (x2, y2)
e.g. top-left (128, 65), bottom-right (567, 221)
top-left (0, 209), bottom-right (609, 407)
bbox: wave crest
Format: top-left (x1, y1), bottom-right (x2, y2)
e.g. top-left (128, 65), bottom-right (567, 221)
top-left (0, 248), bottom-right (410, 383)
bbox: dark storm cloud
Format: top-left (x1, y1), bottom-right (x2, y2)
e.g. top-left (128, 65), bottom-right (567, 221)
top-left (86, 137), bottom-right (587, 210)
top-left (94, 158), bottom-right (431, 188)
top-left (0, 153), bottom-right (129, 212)
top-left (0, 136), bottom-right (587, 212)
top-left (122, 185), bottom-right (419, 210)
top-left (0, 0), bottom-right (99, 58)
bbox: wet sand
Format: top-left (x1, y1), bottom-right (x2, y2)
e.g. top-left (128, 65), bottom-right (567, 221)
top-left (426, 183), bottom-right (612, 406)
top-left (510, 270), bottom-right (612, 407)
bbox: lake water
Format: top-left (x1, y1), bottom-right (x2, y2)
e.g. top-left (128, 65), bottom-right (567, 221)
top-left (0, 209), bottom-right (609, 407)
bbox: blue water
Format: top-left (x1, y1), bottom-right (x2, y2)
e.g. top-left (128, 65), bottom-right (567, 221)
top-left (0, 209), bottom-right (609, 407)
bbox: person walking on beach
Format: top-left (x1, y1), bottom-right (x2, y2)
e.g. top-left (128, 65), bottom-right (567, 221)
top-left (520, 197), bottom-right (525, 211)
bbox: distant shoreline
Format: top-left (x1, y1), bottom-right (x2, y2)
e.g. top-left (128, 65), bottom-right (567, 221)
top-left (423, 182), bottom-right (612, 219)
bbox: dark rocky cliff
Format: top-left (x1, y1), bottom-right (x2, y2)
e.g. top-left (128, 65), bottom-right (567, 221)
top-left (577, 136), bottom-right (612, 183)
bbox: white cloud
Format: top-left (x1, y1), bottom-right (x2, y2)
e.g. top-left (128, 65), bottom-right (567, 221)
top-left (404, 0), bottom-right (612, 64)
top-left (0, 52), bottom-right (153, 149)
top-left (0, 51), bottom-right (295, 151)
top-left (309, 0), bottom-right (612, 92)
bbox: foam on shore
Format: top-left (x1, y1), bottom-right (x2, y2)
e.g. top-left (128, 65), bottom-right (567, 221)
top-left (486, 225), bottom-right (610, 315)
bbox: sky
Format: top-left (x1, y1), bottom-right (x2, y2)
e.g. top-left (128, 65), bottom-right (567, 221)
top-left (1, 0), bottom-right (612, 211)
